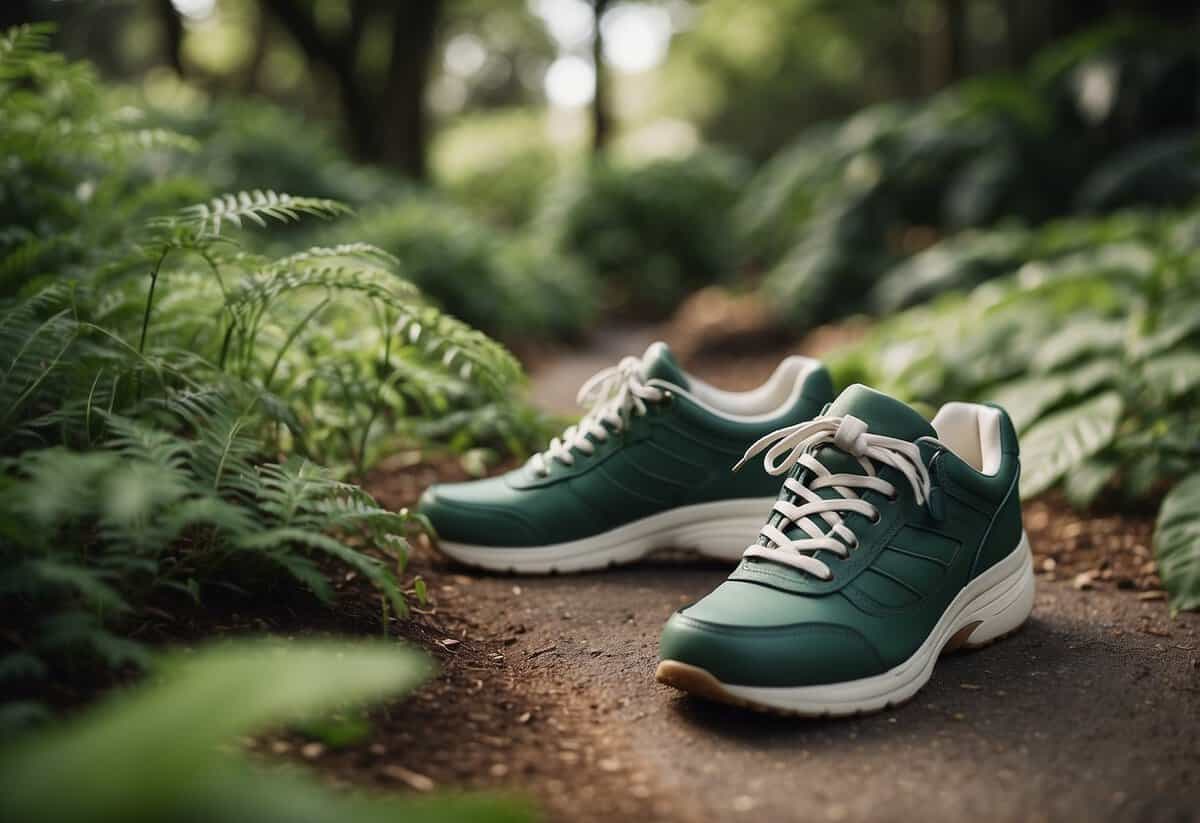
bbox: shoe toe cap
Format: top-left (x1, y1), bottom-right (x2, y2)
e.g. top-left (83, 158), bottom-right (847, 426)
top-left (659, 586), bottom-right (887, 688)
top-left (419, 479), bottom-right (544, 546)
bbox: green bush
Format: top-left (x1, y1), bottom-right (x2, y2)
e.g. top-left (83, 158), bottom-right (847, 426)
top-left (542, 149), bottom-right (749, 317)
top-left (743, 22), bottom-right (1200, 330)
top-left (443, 146), bottom-right (560, 229)
top-left (150, 96), bottom-right (398, 211)
top-left (342, 194), bottom-right (597, 340)
top-left (0, 639), bottom-right (533, 823)
top-left (0, 25), bottom-right (528, 717)
top-left (827, 205), bottom-right (1200, 610)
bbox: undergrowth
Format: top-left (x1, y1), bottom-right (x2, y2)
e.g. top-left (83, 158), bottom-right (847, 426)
top-left (0, 24), bottom-right (529, 725)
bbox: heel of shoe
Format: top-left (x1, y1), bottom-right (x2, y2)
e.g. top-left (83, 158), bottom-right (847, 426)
top-left (946, 532), bottom-right (1035, 652)
top-left (678, 516), bottom-right (764, 561)
top-left (670, 499), bottom-right (776, 562)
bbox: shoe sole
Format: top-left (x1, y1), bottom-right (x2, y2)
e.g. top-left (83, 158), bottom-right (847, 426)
top-left (436, 497), bottom-right (775, 574)
top-left (656, 532), bottom-right (1036, 717)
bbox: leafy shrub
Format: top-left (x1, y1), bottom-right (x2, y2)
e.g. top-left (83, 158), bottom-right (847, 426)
top-left (541, 149), bottom-right (749, 317)
top-left (744, 22), bottom-right (1200, 330)
top-left (0, 639), bottom-right (533, 823)
top-left (827, 206), bottom-right (1200, 610)
top-left (0, 26), bottom-right (528, 715)
top-left (341, 194), bottom-right (596, 340)
top-left (443, 146), bottom-right (560, 228)
top-left (150, 96), bottom-right (398, 211)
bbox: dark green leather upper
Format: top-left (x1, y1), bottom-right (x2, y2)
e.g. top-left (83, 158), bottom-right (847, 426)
top-left (659, 385), bottom-right (1024, 687)
top-left (420, 346), bottom-right (834, 547)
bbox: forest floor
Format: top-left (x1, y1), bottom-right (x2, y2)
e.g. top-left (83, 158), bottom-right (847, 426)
top-left (311, 323), bottom-right (1198, 823)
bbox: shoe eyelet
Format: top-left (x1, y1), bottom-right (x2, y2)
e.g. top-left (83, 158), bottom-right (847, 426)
top-left (869, 511), bottom-right (882, 524)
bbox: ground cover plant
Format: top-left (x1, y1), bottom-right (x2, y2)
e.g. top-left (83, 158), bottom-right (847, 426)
top-left (0, 24), bottom-right (529, 724)
top-left (828, 205), bottom-right (1200, 610)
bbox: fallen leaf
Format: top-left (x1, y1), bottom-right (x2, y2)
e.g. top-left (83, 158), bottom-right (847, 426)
top-left (382, 764), bottom-right (435, 792)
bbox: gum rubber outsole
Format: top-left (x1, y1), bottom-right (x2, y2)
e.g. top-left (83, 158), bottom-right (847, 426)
top-left (655, 624), bottom-right (1026, 719)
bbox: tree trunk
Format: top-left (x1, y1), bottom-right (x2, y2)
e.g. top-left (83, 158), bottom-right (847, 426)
top-left (943, 0), bottom-right (966, 83)
top-left (376, 1), bottom-right (441, 179)
top-left (259, 0), bottom-right (441, 180)
top-left (591, 0), bottom-right (612, 153)
top-left (156, 0), bottom-right (185, 76)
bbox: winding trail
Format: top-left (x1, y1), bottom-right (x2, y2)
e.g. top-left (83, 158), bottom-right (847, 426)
top-left (368, 328), bottom-right (1200, 823)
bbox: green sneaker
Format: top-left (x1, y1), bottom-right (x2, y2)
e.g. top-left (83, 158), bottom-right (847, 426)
top-left (657, 384), bottom-right (1035, 715)
top-left (420, 342), bottom-right (833, 573)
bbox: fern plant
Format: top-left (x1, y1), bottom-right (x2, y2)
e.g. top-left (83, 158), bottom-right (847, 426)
top-left (0, 27), bottom-right (534, 721)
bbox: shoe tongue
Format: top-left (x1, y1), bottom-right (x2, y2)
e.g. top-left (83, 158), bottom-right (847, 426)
top-left (640, 341), bottom-right (690, 389)
top-left (826, 384), bottom-right (934, 442)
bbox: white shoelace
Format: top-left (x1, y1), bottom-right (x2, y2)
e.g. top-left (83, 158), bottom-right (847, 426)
top-left (733, 415), bottom-right (932, 579)
top-left (527, 356), bottom-right (665, 477)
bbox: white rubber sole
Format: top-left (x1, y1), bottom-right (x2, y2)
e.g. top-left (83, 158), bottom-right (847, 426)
top-left (436, 497), bottom-right (775, 574)
top-left (657, 532), bottom-right (1036, 716)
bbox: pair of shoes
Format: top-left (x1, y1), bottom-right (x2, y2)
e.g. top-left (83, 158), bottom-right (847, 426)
top-left (420, 343), bottom-right (1035, 716)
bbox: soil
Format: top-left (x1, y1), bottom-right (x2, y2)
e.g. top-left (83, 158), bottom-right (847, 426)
top-left (289, 326), bottom-right (1200, 823)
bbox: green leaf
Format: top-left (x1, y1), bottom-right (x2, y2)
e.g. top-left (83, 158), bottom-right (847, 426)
top-left (0, 652), bottom-right (47, 684)
top-left (989, 358), bottom-right (1120, 432)
top-left (1019, 391), bottom-right (1123, 498)
top-left (1030, 318), bottom-right (1125, 373)
top-left (1061, 457), bottom-right (1117, 508)
top-left (1140, 351), bottom-right (1200, 401)
top-left (30, 560), bottom-right (129, 614)
top-left (0, 640), bottom-right (432, 822)
top-left (1155, 472), bottom-right (1200, 612)
top-left (240, 528), bottom-right (406, 616)
top-left (155, 190), bottom-right (351, 237)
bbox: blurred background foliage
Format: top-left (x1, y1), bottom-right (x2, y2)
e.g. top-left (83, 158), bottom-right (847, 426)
top-left (0, 639), bottom-right (534, 823)
top-left (6, 0), bottom-right (1195, 331)
top-left (1, 0), bottom-right (1199, 817)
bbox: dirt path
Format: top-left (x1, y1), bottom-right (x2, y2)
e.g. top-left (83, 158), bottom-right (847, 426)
top-left (361, 330), bottom-right (1200, 823)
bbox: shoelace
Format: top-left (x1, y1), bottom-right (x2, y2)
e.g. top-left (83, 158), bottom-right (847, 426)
top-left (732, 414), bottom-right (932, 579)
top-left (527, 356), bottom-right (665, 477)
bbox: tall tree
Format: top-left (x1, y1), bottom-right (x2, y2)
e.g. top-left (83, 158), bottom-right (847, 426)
top-left (591, 0), bottom-right (612, 153)
top-left (155, 0), bottom-right (184, 77)
top-left (260, 0), bottom-right (442, 180)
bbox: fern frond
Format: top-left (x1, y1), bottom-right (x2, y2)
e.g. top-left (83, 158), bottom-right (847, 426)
top-left (37, 611), bottom-right (152, 669)
top-left (266, 243), bottom-right (400, 270)
top-left (103, 415), bottom-right (189, 473)
top-left (155, 191), bottom-right (351, 237)
top-left (95, 128), bottom-right (200, 158)
top-left (253, 460), bottom-right (328, 528)
top-left (238, 527), bottom-right (406, 616)
top-left (0, 23), bottom-right (54, 80)
top-left (28, 559), bottom-right (129, 614)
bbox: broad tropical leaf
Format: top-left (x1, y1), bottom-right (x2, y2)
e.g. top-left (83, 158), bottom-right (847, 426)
top-left (1061, 457), bottom-right (1118, 508)
top-left (1019, 391), bottom-right (1123, 498)
top-left (0, 640), bottom-right (530, 823)
top-left (1155, 472), bottom-right (1200, 612)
